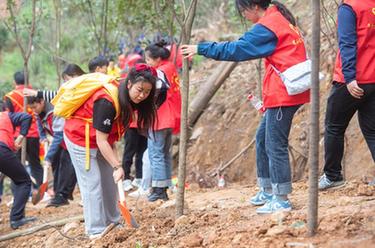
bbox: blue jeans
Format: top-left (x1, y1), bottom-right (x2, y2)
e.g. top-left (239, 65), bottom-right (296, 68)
top-left (148, 128), bottom-right (172, 188)
top-left (256, 105), bottom-right (301, 195)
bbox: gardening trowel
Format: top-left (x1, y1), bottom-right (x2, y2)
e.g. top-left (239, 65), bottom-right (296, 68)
top-left (31, 142), bottom-right (49, 205)
top-left (117, 179), bottom-right (139, 228)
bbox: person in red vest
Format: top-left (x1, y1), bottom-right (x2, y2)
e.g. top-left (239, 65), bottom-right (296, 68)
top-left (63, 65), bottom-right (157, 239)
top-left (0, 111), bottom-right (37, 229)
top-left (182, 0), bottom-right (310, 213)
top-left (319, 0), bottom-right (375, 190)
top-left (24, 64), bottom-right (85, 207)
top-left (3, 71), bottom-right (43, 188)
top-left (145, 40), bottom-right (182, 202)
top-left (120, 53), bottom-right (143, 79)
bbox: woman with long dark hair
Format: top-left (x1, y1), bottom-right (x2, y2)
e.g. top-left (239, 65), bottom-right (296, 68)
top-left (145, 40), bottom-right (181, 202)
top-left (64, 65), bottom-right (157, 238)
top-left (182, 0), bottom-right (310, 214)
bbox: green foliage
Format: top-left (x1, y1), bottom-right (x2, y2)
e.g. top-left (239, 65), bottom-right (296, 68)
top-left (0, 0), bottom-right (246, 97)
top-left (0, 24), bottom-right (9, 51)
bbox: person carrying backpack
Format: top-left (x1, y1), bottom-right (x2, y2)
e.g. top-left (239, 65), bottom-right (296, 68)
top-left (181, 0), bottom-right (310, 214)
top-left (0, 110), bottom-right (37, 229)
top-left (24, 64), bottom-right (85, 206)
top-left (61, 65), bottom-right (157, 239)
top-left (145, 40), bottom-right (182, 202)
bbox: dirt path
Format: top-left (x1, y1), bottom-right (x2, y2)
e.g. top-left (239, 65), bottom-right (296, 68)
top-left (0, 180), bottom-right (374, 248)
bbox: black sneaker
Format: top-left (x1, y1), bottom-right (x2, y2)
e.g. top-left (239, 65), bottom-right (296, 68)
top-left (148, 187), bottom-right (169, 202)
top-left (10, 216), bottom-right (37, 229)
top-left (46, 194), bottom-right (69, 208)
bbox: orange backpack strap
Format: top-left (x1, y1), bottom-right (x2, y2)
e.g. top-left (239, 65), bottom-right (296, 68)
top-left (5, 91), bottom-right (24, 110)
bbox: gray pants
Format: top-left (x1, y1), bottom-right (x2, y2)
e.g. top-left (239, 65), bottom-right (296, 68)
top-left (64, 135), bottom-right (120, 235)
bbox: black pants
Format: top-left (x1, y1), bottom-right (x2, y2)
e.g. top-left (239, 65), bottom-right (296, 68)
top-left (324, 82), bottom-right (375, 181)
top-left (51, 147), bottom-right (62, 192)
top-left (17, 137), bottom-right (43, 187)
top-left (0, 145), bottom-right (31, 221)
top-left (55, 149), bottom-right (77, 199)
top-left (122, 128), bottom-right (147, 180)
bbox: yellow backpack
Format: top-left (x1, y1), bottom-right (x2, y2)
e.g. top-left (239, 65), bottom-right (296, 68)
top-left (51, 73), bottom-right (121, 171)
top-left (51, 72), bottom-right (120, 119)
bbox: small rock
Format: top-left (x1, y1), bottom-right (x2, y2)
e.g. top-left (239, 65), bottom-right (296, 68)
top-left (266, 225), bottom-right (287, 236)
top-left (203, 230), bottom-right (217, 246)
top-left (180, 233), bottom-right (203, 248)
top-left (175, 215), bottom-right (189, 227)
top-left (271, 211), bottom-right (289, 225)
top-left (255, 227), bottom-right (268, 237)
top-left (357, 184), bottom-right (374, 196)
top-left (211, 202), bottom-right (219, 208)
top-left (157, 237), bottom-right (169, 245)
top-left (62, 221), bottom-right (80, 234)
top-left (232, 233), bottom-right (242, 244)
top-left (190, 127), bottom-right (203, 140)
top-left (167, 227), bottom-right (178, 237)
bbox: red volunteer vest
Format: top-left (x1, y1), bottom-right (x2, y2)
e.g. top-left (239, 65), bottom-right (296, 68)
top-left (0, 112), bottom-right (16, 151)
top-left (333, 0), bottom-right (375, 84)
top-left (64, 87), bottom-right (124, 148)
top-left (258, 6), bottom-right (310, 108)
top-left (4, 85), bottom-right (39, 138)
top-left (155, 60), bottom-right (182, 133)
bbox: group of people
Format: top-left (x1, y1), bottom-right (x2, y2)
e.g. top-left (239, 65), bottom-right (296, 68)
top-left (0, 41), bottom-right (181, 238)
top-left (0, 0), bottom-right (373, 240)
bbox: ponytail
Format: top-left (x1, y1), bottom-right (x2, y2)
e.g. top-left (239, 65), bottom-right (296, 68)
top-left (271, 1), bottom-right (296, 26)
top-left (235, 0), bottom-right (296, 26)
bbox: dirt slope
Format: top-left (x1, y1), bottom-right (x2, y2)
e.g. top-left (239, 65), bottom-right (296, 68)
top-left (0, 181), bottom-right (374, 247)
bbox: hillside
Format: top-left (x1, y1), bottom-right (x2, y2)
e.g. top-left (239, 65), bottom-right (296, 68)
top-left (0, 0), bottom-right (374, 247)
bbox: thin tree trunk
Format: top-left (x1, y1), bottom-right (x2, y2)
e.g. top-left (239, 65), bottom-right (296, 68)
top-left (102, 0), bottom-right (109, 56)
top-left (53, 0), bottom-right (62, 86)
top-left (6, 0), bottom-right (37, 165)
top-left (308, 0), bottom-right (321, 237)
top-left (176, 0), bottom-right (198, 218)
top-left (188, 61), bottom-right (237, 126)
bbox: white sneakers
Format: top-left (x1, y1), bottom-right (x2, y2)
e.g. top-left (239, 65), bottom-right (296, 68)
top-left (123, 179), bottom-right (133, 192)
top-left (128, 187), bottom-right (151, 198)
top-left (88, 223), bottom-right (116, 240)
top-left (132, 178), bottom-right (142, 188)
top-left (123, 178), bottom-right (143, 192)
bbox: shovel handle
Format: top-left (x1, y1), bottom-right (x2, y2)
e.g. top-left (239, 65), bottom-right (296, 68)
top-left (42, 165), bottom-right (48, 183)
top-left (42, 142), bottom-right (49, 183)
top-left (43, 141), bottom-right (49, 154)
top-left (117, 180), bottom-right (125, 202)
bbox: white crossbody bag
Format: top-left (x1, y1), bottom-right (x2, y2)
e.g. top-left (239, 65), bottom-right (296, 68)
top-left (270, 46), bottom-right (324, 96)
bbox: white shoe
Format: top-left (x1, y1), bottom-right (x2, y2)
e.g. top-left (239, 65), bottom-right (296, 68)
top-left (88, 223), bottom-right (115, 240)
top-left (131, 178), bottom-right (142, 188)
top-left (123, 179), bottom-right (133, 192)
top-left (128, 188), bottom-right (150, 198)
top-left (7, 197), bottom-right (14, 207)
top-left (41, 193), bottom-right (51, 203)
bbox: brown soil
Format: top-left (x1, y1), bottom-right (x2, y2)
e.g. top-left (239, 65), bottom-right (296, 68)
top-left (1, 0), bottom-right (374, 247)
top-left (1, 181), bottom-right (374, 247)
